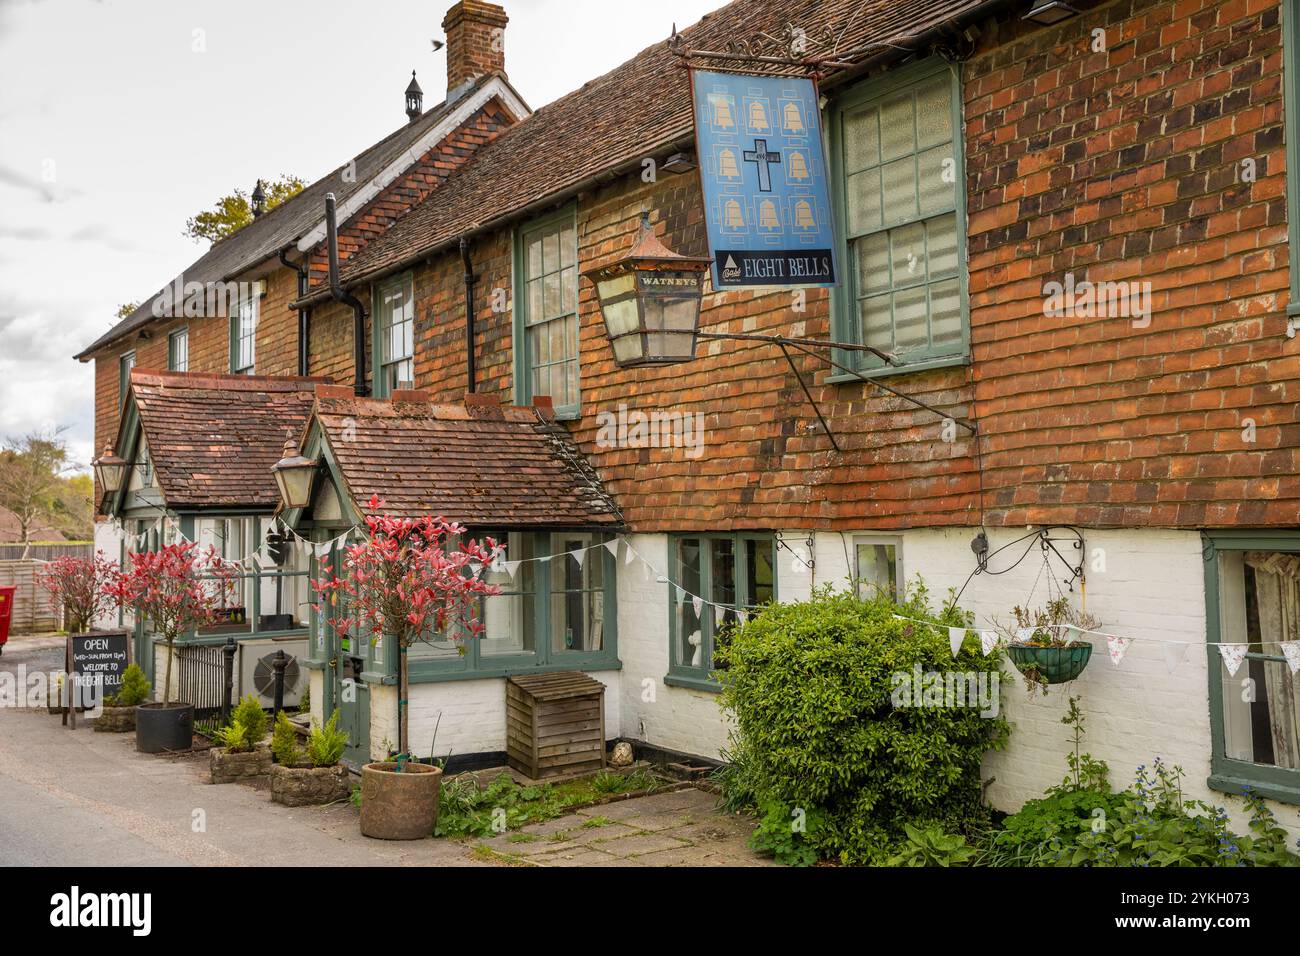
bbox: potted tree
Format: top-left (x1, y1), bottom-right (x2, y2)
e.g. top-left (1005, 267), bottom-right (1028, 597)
top-left (210, 694), bottom-right (271, 783)
top-left (110, 541), bottom-right (236, 753)
top-left (269, 710), bottom-right (352, 806)
top-left (38, 551), bottom-right (124, 713)
top-left (95, 663), bottom-right (150, 732)
top-left (1001, 596), bottom-right (1099, 694)
top-left (314, 496), bottom-right (497, 839)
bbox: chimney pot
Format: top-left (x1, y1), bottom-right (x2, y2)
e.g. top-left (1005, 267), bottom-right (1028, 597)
top-left (441, 0), bottom-right (508, 93)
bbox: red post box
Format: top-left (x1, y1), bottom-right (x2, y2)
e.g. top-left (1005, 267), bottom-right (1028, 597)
top-left (0, 585), bottom-right (15, 654)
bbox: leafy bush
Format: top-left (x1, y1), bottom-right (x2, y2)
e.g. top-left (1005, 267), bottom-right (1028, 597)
top-left (886, 824), bottom-right (977, 867)
top-left (214, 695), bottom-right (267, 752)
top-left (306, 713), bottom-right (347, 768)
top-left (109, 664), bottom-right (150, 707)
top-left (748, 800), bottom-right (823, 866)
top-left (717, 582), bottom-right (1009, 865)
top-left (271, 711), bottom-right (304, 766)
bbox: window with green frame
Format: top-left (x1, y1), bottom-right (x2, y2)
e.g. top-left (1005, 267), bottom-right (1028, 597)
top-left (373, 272), bottom-right (415, 396)
top-left (1284, 0), bottom-right (1300, 318)
top-left (668, 533), bottom-right (775, 690)
top-left (406, 528), bottom-right (618, 680)
top-left (167, 328), bottom-right (188, 372)
top-left (230, 295), bottom-right (257, 374)
top-left (118, 350), bottom-right (135, 407)
top-left (513, 208), bottom-right (579, 416)
top-left (829, 58), bottom-right (967, 375)
top-left (1204, 531), bottom-right (1300, 805)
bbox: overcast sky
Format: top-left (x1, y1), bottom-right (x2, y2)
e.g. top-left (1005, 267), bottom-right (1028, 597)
top-left (0, 0), bottom-right (720, 471)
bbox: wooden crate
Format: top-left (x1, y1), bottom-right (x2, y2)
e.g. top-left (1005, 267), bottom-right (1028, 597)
top-left (506, 671), bottom-right (606, 779)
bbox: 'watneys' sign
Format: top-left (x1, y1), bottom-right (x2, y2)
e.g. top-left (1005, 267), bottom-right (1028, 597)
top-left (691, 68), bottom-right (837, 290)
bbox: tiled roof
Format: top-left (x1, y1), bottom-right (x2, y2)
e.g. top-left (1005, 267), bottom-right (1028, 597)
top-left (310, 0), bottom-right (991, 298)
top-left (75, 74), bottom-right (511, 360)
top-left (313, 391), bottom-right (624, 528)
top-left (125, 370), bottom-right (326, 509)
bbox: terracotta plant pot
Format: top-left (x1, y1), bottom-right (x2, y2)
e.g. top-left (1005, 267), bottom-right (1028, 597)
top-left (210, 745), bottom-right (272, 784)
top-left (270, 763), bottom-right (351, 806)
top-left (94, 705), bottom-right (137, 733)
top-left (135, 701), bottom-right (195, 753)
top-left (359, 762), bottom-right (443, 840)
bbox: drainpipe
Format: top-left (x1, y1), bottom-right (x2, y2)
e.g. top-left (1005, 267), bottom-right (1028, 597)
top-left (460, 236), bottom-right (477, 393)
top-left (324, 193), bottom-right (369, 396)
top-left (278, 249), bottom-right (310, 376)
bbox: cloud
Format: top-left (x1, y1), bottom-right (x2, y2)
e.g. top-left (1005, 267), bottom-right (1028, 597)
top-left (0, 161), bottom-right (78, 203)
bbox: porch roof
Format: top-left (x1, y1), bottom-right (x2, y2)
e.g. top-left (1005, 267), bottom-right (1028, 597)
top-left (124, 370), bottom-right (326, 510)
top-left (312, 391), bottom-right (624, 529)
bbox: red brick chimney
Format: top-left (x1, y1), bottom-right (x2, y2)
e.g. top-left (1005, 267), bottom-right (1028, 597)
top-left (442, 1), bottom-right (508, 92)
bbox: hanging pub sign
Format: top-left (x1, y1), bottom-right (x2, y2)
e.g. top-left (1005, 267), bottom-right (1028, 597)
top-left (690, 68), bottom-right (837, 290)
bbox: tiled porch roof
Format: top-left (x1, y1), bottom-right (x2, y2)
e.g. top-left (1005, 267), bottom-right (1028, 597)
top-left (312, 390), bottom-right (624, 529)
top-left (124, 370), bottom-right (326, 510)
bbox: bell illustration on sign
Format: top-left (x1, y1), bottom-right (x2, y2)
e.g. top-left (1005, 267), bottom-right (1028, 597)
top-left (692, 68), bottom-right (837, 289)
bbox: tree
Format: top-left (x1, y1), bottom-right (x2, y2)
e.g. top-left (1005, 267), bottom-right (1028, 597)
top-left (38, 551), bottom-right (120, 633)
top-left (184, 175), bottom-right (306, 245)
top-left (313, 496), bottom-right (499, 758)
top-left (109, 542), bottom-right (236, 705)
top-left (0, 429), bottom-right (75, 557)
top-left (49, 473), bottom-right (94, 541)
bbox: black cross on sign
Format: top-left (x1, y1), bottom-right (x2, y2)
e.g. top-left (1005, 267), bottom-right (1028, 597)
top-left (743, 139), bottom-right (782, 192)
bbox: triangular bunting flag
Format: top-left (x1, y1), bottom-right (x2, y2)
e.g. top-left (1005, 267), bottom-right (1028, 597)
top-left (980, 630), bottom-right (999, 656)
top-left (503, 560), bottom-right (521, 579)
top-left (1106, 635), bottom-right (1131, 666)
top-left (625, 543), bottom-right (636, 565)
top-left (571, 549), bottom-right (585, 568)
top-left (1218, 643), bottom-right (1248, 677)
top-left (1015, 628), bottom-right (1035, 643)
top-left (948, 626), bottom-right (966, 658)
top-left (1280, 641), bottom-right (1300, 676)
top-left (691, 596), bottom-right (703, 618)
top-left (714, 605), bottom-right (725, 627)
top-left (604, 539), bottom-right (619, 559)
top-left (738, 609), bottom-right (749, 624)
top-left (1163, 642), bottom-right (1189, 674)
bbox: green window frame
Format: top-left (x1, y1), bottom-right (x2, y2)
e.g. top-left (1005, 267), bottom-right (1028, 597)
top-left (667, 532), bottom-right (776, 691)
top-left (512, 206), bottom-right (580, 418)
top-left (406, 529), bottom-right (619, 682)
top-left (118, 350), bottom-right (135, 408)
top-left (372, 272), bottom-right (415, 397)
top-left (827, 57), bottom-right (969, 378)
top-left (1203, 530), bottom-right (1300, 806)
top-left (230, 296), bottom-right (257, 374)
top-left (167, 328), bottom-right (188, 372)
top-left (1285, 0), bottom-right (1300, 317)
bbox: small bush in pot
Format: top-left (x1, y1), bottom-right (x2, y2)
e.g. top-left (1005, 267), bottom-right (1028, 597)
top-left (270, 712), bottom-right (352, 807)
top-left (313, 496), bottom-right (498, 838)
top-left (210, 695), bottom-right (271, 783)
top-left (110, 541), bottom-right (237, 753)
top-left (94, 663), bottom-right (150, 733)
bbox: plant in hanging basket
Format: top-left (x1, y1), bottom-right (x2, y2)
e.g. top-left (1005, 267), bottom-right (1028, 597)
top-left (997, 597), bottom-right (1099, 695)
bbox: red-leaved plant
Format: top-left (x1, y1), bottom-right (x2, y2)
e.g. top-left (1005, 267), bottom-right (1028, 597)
top-left (313, 495), bottom-right (499, 760)
top-left (109, 541), bottom-right (237, 705)
top-left (38, 551), bottom-right (121, 634)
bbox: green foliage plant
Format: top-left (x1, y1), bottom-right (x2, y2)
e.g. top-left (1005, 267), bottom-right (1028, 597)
top-left (271, 710), bottom-right (304, 766)
top-left (306, 712), bottom-right (347, 768)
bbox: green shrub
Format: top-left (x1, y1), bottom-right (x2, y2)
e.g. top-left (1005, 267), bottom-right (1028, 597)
top-left (716, 582), bottom-right (1009, 865)
top-left (886, 824), bottom-right (976, 867)
top-left (213, 695), bottom-right (267, 752)
top-left (111, 664), bottom-right (150, 707)
top-left (271, 711), bottom-right (304, 766)
top-left (748, 799), bottom-right (823, 866)
top-left (298, 684), bottom-right (311, 715)
top-left (306, 712), bottom-right (347, 768)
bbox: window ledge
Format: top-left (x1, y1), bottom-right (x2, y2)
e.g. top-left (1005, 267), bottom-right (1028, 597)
top-left (1208, 772), bottom-right (1300, 807)
top-left (664, 672), bottom-right (721, 694)
top-left (409, 659), bottom-right (620, 684)
top-left (827, 353), bottom-right (970, 383)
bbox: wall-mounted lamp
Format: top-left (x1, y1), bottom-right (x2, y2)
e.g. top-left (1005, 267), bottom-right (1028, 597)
top-left (271, 436), bottom-right (318, 511)
top-left (92, 445), bottom-right (129, 494)
top-left (662, 151), bottom-right (698, 175)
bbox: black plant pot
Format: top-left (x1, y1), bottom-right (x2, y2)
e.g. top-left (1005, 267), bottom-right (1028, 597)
top-left (135, 702), bottom-right (195, 753)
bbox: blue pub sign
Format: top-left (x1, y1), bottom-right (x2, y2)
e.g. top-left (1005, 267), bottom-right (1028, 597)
top-left (690, 69), bottom-right (838, 290)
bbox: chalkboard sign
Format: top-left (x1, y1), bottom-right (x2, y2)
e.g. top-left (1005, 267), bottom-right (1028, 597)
top-left (69, 631), bottom-right (131, 699)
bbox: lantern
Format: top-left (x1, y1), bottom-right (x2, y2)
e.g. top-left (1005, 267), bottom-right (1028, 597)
top-left (92, 445), bottom-right (128, 494)
top-left (271, 436), bottom-right (318, 511)
top-left (585, 214), bottom-right (713, 367)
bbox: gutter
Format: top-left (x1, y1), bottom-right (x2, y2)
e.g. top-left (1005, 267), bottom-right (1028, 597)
top-left (460, 236), bottom-right (477, 393)
top-left (324, 193), bottom-right (370, 397)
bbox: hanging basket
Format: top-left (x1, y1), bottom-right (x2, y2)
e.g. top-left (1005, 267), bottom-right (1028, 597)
top-left (1007, 642), bottom-right (1093, 686)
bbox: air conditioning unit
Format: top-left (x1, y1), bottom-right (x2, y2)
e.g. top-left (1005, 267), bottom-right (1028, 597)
top-left (238, 639), bottom-right (307, 708)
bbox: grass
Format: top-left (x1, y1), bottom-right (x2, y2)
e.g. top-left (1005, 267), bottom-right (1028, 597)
top-left (435, 767), bottom-right (669, 838)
